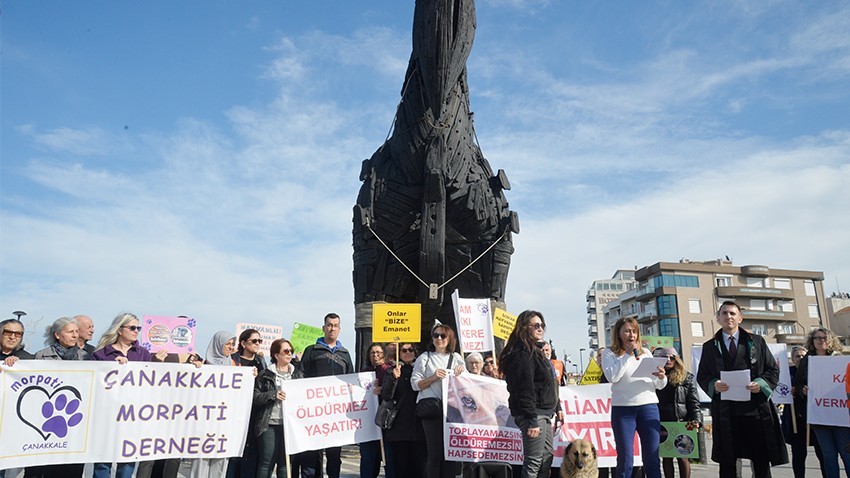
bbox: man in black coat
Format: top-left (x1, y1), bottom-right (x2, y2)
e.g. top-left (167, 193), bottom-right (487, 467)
top-left (697, 301), bottom-right (788, 478)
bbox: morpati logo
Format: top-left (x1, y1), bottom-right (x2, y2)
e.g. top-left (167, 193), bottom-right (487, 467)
top-left (16, 382), bottom-right (84, 441)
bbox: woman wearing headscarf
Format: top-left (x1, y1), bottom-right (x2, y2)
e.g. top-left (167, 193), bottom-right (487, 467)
top-left (91, 312), bottom-right (152, 478)
top-left (189, 332), bottom-right (238, 478)
top-left (794, 327), bottom-right (849, 478)
top-left (25, 317), bottom-right (87, 478)
top-left (653, 347), bottom-right (702, 478)
top-left (499, 310), bottom-right (563, 478)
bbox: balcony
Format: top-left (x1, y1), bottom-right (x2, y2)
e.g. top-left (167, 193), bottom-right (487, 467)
top-left (715, 286), bottom-right (794, 299)
top-left (587, 315), bottom-right (597, 326)
top-left (775, 334), bottom-right (807, 344)
top-left (588, 325), bottom-right (598, 335)
top-left (741, 265), bottom-right (770, 277)
top-left (741, 310), bottom-right (794, 321)
top-left (586, 289), bottom-right (596, 300)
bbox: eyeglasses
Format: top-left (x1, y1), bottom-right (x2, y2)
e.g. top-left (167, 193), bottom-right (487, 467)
top-left (280, 349), bottom-right (293, 354)
top-left (2, 329), bottom-right (24, 338)
top-left (432, 333), bottom-right (447, 340)
top-left (484, 360), bottom-right (494, 365)
top-left (664, 355), bottom-right (676, 360)
top-left (369, 351), bottom-right (384, 355)
top-left (122, 325), bottom-right (142, 332)
top-left (324, 323), bottom-right (340, 329)
top-left (528, 322), bottom-right (544, 330)
top-left (793, 354), bottom-right (806, 359)
top-left (812, 336), bottom-right (828, 342)
top-left (401, 347), bottom-right (415, 353)
top-left (249, 338), bottom-right (263, 344)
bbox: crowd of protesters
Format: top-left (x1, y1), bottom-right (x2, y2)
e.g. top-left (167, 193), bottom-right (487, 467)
top-left (2, 301), bottom-right (849, 478)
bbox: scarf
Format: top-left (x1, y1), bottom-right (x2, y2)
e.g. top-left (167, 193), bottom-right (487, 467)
top-left (206, 331), bottom-right (236, 366)
top-left (52, 342), bottom-right (81, 361)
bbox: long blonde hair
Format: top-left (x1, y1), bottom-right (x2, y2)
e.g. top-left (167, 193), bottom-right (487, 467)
top-left (95, 312), bottom-right (138, 352)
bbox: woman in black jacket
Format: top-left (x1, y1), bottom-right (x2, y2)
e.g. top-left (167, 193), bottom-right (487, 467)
top-left (253, 338), bottom-right (302, 478)
top-left (382, 343), bottom-right (426, 478)
top-left (653, 347), bottom-right (702, 478)
top-left (499, 310), bottom-right (563, 478)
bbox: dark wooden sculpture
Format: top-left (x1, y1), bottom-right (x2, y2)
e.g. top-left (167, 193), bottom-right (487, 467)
top-left (352, 0), bottom-right (518, 365)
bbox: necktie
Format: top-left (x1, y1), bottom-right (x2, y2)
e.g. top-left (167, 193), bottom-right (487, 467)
top-left (728, 336), bottom-right (737, 357)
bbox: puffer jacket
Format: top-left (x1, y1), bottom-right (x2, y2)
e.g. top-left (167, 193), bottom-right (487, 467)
top-left (252, 363), bottom-right (303, 437)
top-left (657, 371), bottom-right (703, 423)
top-left (501, 343), bottom-right (561, 422)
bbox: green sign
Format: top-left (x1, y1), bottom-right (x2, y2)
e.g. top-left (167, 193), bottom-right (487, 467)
top-left (659, 421), bottom-right (700, 459)
top-left (642, 335), bottom-right (674, 352)
top-left (290, 322), bottom-right (323, 357)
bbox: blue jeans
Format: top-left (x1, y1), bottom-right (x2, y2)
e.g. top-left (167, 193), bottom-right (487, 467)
top-left (611, 404), bottom-right (661, 478)
top-left (257, 424), bottom-right (287, 478)
top-left (359, 439), bottom-right (382, 478)
top-left (517, 415), bottom-right (554, 478)
top-left (93, 462), bottom-right (136, 478)
top-left (812, 426), bottom-right (850, 478)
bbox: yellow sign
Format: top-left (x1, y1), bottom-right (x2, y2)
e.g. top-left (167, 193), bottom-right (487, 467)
top-left (492, 308), bottom-right (517, 340)
top-left (579, 358), bottom-right (604, 385)
top-left (372, 303), bottom-right (421, 343)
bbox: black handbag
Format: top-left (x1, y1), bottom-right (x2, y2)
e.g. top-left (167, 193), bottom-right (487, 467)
top-left (375, 399), bottom-right (400, 429)
top-left (415, 397), bottom-right (442, 418)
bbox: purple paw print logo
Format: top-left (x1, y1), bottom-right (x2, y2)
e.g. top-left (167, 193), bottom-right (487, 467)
top-left (17, 386), bottom-right (85, 441)
top-left (477, 303), bottom-right (490, 314)
top-left (776, 383), bottom-right (790, 396)
top-left (187, 318), bottom-right (196, 328)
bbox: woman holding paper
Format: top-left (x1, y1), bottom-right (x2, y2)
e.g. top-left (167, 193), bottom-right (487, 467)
top-left (794, 327), bottom-right (849, 478)
top-left (602, 317), bottom-right (666, 478)
top-left (253, 338), bottom-right (302, 478)
top-left (653, 347), bottom-right (702, 478)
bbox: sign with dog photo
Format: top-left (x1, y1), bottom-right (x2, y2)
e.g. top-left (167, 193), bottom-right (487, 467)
top-left (659, 421), bottom-right (700, 458)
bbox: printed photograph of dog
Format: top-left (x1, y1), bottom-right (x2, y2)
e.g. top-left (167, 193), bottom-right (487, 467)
top-left (560, 438), bottom-right (598, 478)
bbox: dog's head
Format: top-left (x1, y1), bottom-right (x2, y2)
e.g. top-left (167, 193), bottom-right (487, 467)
top-left (565, 438), bottom-right (597, 469)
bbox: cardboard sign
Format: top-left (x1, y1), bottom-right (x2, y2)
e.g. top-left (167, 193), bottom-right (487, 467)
top-left (579, 358), bottom-right (604, 385)
top-left (290, 322), bottom-right (324, 357)
top-left (452, 290), bottom-right (495, 352)
top-left (806, 355), bottom-right (850, 427)
top-left (235, 323), bottom-right (283, 358)
top-left (372, 303), bottom-right (421, 343)
top-left (659, 421), bottom-right (700, 458)
top-left (492, 308), bottom-right (517, 341)
top-left (140, 316), bottom-right (196, 354)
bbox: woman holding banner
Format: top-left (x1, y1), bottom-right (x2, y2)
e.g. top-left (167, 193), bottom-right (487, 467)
top-left (500, 310), bottom-right (563, 478)
top-left (253, 338), bottom-right (302, 478)
top-left (602, 317), bottom-right (666, 478)
top-left (653, 347), bottom-right (702, 478)
top-left (91, 312), bottom-right (152, 478)
top-left (794, 327), bottom-right (849, 478)
top-left (383, 343), bottom-right (426, 478)
top-left (361, 342), bottom-right (391, 478)
top-left (412, 322), bottom-right (465, 478)
top-left (228, 328), bottom-right (266, 478)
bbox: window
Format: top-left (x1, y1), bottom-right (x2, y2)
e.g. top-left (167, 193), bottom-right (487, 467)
top-left (657, 295), bottom-right (679, 316)
top-left (804, 281), bottom-right (816, 296)
top-left (750, 299), bottom-right (767, 311)
top-left (778, 300), bottom-right (794, 312)
top-left (774, 278), bottom-right (791, 290)
top-left (746, 277), bottom-right (765, 287)
top-left (751, 324), bottom-right (767, 336)
top-left (659, 317), bottom-right (680, 338)
top-left (778, 323), bottom-right (796, 335)
top-left (808, 304), bottom-right (819, 318)
top-left (691, 321), bottom-right (705, 337)
top-left (716, 275), bottom-right (733, 287)
top-left (688, 299), bottom-right (702, 314)
top-left (654, 275), bottom-right (699, 288)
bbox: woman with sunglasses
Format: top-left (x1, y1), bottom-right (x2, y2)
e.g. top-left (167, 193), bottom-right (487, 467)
top-left (227, 329), bottom-right (267, 478)
top-left (412, 322), bottom-right (465, 478)
top-left (1, 318), bottom-right (33, 366)
top-left (383, 343), bottom-right (426, 478)
top-left (602, 317), bottom-right (666, 478)
top-left (652, 347), bottom-right (702, 478)
top-left (794, 327), bottom-right (849, 478)
top-left (500, 310), bottom-right (562, 478)
top-left (91, 313), bottom-right (152, 478)
top-left (253, 338), bottom-right (302, 478)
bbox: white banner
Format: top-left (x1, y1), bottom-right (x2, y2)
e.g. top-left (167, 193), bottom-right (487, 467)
top-left (0, 361), bottom-right (252, 468)
top-left (691, 346), bottom-right (711, 402)
top-left (282, 372), bottom-right (381, 454)
top-left (806, 355), bottom-right (850, 427)
top-left (452, 289), bottom-right (495, 352)
top-left (556, 384), bottom-right (641, 469)
top-left (444, 374), bottom-right (523, 464)
top-left (767, 343), bottom-right (792, 405)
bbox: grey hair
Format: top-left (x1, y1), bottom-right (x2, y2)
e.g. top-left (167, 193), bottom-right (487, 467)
top-left (44, 317), bottom-right (78, 346)
top-left (465, 352), bottom-right (484, 366)
top-left (95, 312), bottom-right (139, 352)
top-left (0, 319), bottom-right (26, 352)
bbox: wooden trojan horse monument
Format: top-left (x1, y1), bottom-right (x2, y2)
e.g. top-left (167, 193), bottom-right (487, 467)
top-left (352, 0), bottom-right (519, 367)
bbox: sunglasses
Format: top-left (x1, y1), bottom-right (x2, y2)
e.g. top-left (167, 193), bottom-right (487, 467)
top-left (122, 325), bottom-right (142, 332)
top-left (432, 333), bottom-right (447, 340)
top-left (369, 350), bottom-right (384, 355)
top-left (484, 360), bottom-right (494, 365)
top-left (280, 349), bottom-right (293, 354)
top-left (249, 338), bottom-right (263, 344)
top-left (2, 329), bottom-right (24, 338)
top-left (401, 347), bottom-right (415, 353)
top-left (529, 322), bottom-right (544, 330)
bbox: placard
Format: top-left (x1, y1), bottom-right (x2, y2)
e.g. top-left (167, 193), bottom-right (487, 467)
top-left (642, 336), bottom-right (674, 353)
top-left (659, 421), bottom-right (700, 458)
top-left (236, 323), bottom-right (283, 358)
top-left (372, 303), bottom-right (421, 343)
top-left (290, 322), bottom-right (324, 357)
top-left (492, 308), bottom-right (517, 341)
top-left (452, 290), bottom-right (495, 352)
top-left (579, 359), bottom-right (603, 385)
top-left (141, 316), bottom-right (196, 354)
top-left (806, 355), bottom-right (850, 427)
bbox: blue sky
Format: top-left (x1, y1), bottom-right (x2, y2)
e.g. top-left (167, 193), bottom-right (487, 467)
top-left (2, 0), bottom-right (849, 365)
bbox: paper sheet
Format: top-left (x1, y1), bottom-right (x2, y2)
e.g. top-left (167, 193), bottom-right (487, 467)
top-left (720, 369), bottom-right (752, 401)
top-left (632, 357), bottom-right (669, 378)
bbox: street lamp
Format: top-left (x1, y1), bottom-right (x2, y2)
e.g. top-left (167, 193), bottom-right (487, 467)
top-left (579, 348), bottom-right (586, 373)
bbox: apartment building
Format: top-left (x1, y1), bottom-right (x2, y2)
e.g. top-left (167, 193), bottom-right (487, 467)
top-left (586, 270), bottom-right (638, 350)
top-left (602, 258), bottom-right (828, 369)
